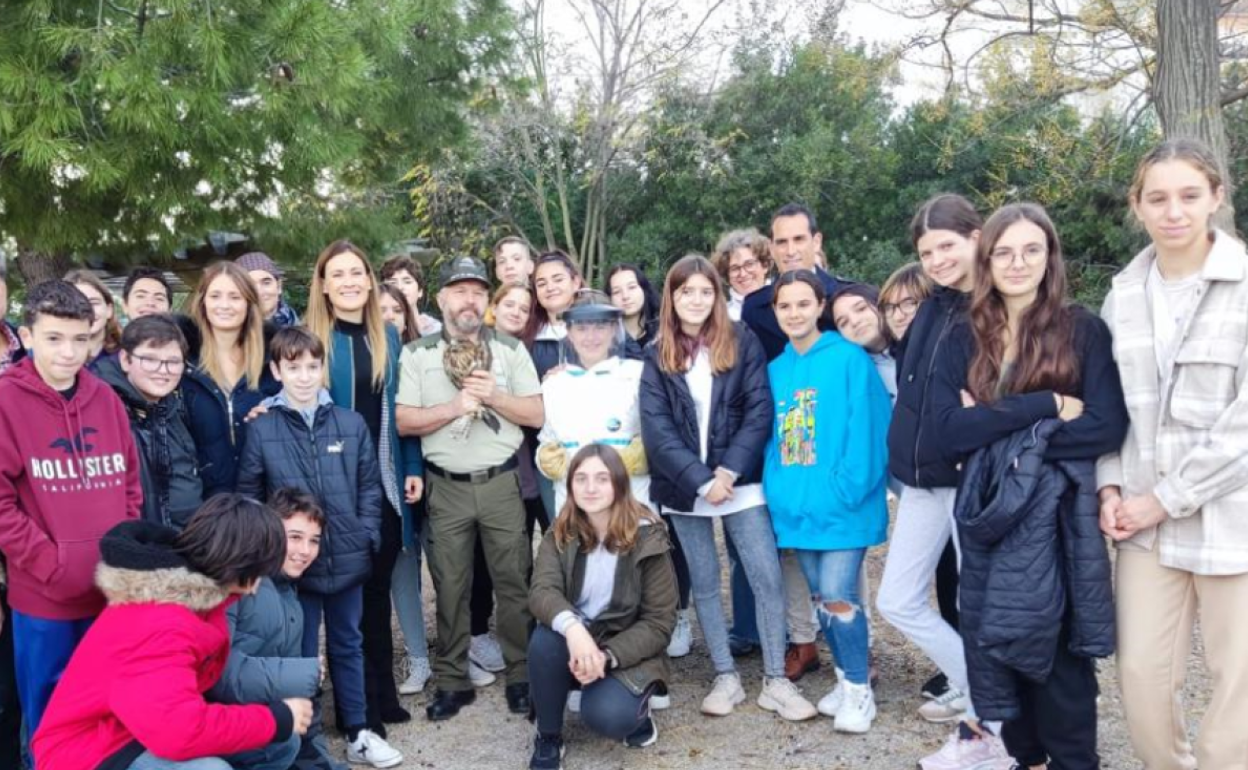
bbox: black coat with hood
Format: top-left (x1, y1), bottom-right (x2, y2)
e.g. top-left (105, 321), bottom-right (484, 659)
top-left (95, 356), bottom-right (203, 529)
top-left (235, 394), bottom-right (382, 595)
top-left (887, 286), bottom-right (968, 488)
top-left (639, 323), bottom-right (772, 512)
top-left (954, 419), bottom-right (1117, 721)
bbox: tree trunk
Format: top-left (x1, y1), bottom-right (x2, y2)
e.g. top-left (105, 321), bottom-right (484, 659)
top-left (14, 248), bottom-right (76, 289)
top-left (1155, 0), bottom-right (1236, 230)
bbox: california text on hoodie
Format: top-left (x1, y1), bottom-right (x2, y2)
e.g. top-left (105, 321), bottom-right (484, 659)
top-left (764, 331), bottom-right (891, 551)
top-left (0, 357), bottom-right (141, 620)
top-left (32, 520), bottom-right (293, 770)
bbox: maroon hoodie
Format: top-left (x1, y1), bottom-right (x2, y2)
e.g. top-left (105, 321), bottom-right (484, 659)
top-left (0, 357), bottom-right (141, 620)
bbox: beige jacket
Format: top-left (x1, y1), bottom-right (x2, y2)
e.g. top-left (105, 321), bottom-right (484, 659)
top-left (1098, 229), bottom-right (1248, 575)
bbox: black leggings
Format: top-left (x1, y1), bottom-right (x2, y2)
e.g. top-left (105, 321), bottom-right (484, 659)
top-left (659, 513), bottom-right (691, 610)
top-left (529, 624), bottom-right (651, 740)
top-left (1000, 624), bottom-right (1100, 769)
top-left (936, 537), bottom-right (960, 630)
top-left (361, 503), bottom-right (402, 723)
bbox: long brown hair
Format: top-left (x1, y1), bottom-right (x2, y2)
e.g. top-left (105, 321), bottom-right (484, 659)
top-left (966, 203), bottom-right (1078, 403)
top-left (379, 284), bottom-right (420, 344)
top-left (305, 240), bottom-right (389, 389)
top-left (655, 254), bottom-right (737, 375)
top-left (63, 269), bottom-right (123, 355)
top-left (189, 262), bottom-right (266, 390)
top-left (553, 444), bottom-right (660, 554)
top-left (486, 282), bottom-right (539, 346)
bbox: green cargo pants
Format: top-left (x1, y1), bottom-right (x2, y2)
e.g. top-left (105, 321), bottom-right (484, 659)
top-left (425, 469), bottom-right (532, 690)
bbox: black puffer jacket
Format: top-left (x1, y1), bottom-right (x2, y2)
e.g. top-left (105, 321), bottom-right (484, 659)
top-left (236, 397), bottom-right (382, 594)
top-left (954, 419), bottom-right (1115, 721)
top-left (887, 286), bottom-right (967, 488)
top-left (639, 323), bottom-right (772, 512)
top-left (95, 356), bottom-right (204, 529)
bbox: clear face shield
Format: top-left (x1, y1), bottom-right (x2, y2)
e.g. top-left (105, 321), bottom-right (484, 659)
top-left (559, 289), bottom-right (627, 369)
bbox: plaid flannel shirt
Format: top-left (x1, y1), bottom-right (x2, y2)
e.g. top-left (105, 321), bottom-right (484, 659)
top-left (1098, 229), bottom-right (1248, 575)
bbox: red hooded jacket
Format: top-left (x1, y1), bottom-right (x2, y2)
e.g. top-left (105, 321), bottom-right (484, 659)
top-left (0, 357), bottom-right (142, 619)
top-left (33, 523), bottom-right (290, 770)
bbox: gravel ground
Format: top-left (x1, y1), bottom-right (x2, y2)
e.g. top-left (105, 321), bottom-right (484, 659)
top-left (324, 519), bottom-right (1211, 770)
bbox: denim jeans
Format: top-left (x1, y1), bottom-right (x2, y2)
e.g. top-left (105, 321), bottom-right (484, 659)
top-left (299, 587), bottom-right (367, 729)
top-left (529, 625), bottom-right (651, 740)
top-left (725, 531), bottom-right (760, 645)
top-left (669, 506), bottom-right (787, 678)
top-left (392, 546), bottom-right (428, 660)
top-left (796, 548), bottom-right (870, 685)
top-left (126, 735), bottom-right (300, 770)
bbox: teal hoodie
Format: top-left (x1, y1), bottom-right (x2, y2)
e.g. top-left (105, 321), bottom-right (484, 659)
top-left (764, 331), bottom-right (890, 551)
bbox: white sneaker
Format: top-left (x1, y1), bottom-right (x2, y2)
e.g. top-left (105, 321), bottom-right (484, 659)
top-left (347, 728), bottom-right (403, 768)
top-left (817, 668), bottom-right (846, 717)
top-left (469, 633), bottom-right (506, 673)
top-left (469, 660), bottom-right (497, 687)
top-left (834, 681), bottom-right (876, 734)
top-left (700, 672), bottom-right (745, 716)
top-left (918, 685), bottom-right (969, 723)
top-left (398, 655), bottom-right (432, 695)
top-left (567, 690), bottom-right (581, 713)
top-left (918, 722), bottom-right (1015, 770)
top-left (757, 676), bottom-right (817, 721)
top-left (667, 610), bottom-right (693, 658)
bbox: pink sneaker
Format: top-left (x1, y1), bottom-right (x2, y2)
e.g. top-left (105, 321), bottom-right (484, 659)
top-left (918, 722), bottom-right (1015, 770)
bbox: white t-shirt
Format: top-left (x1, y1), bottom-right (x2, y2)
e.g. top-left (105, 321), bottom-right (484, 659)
top-left (665, 350), bottom-right (766, 518)
top-left (1147, 258), bottom-right (1203, 386)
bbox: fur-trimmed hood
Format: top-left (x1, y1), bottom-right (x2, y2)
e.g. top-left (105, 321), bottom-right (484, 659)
top-left (94, 519), bottom-right (230, 611)
top-left (96, 562), bottom-right (229, 611)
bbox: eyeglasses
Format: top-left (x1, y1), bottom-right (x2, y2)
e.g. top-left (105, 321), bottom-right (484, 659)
top-left (728, 259), bottom-right (764, 277)
top-left (131, 354), bottom-right (185, 374)
top-left (881, 298), bottom-right (920, 317)
top-left (990, 245), bottom-right (1047, 266)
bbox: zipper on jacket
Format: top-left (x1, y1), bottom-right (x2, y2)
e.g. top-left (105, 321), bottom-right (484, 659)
top-left (912, 303), bottom-right (955, 488)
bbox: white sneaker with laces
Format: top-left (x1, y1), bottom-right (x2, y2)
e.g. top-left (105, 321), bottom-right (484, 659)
top-left (398, 655), bottom-right (432, 695)
top-left (700, 672), bottom-right (745, 716)
top-left (347, 728), bottom-right (403, 768)
top-left (918, 722), bottom-right (1015, 770)
top-left (666, 610), bottom-right (693, 658)
top-left (918, 685), bottom-right (969, 723)
top-left (757, 676), bottom-right (817, 721)
top-left (469, 632), bottom-right (506, 673)
top-left (469, 660), bottom-right (497, 687)
top-left (833, 681), bottom-right (876, 734)
top-left (817, 667), bottom-right (846, 717)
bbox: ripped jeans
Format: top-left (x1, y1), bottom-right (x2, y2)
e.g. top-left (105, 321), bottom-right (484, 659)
top-left (796, 548), bottom-right (870, 685)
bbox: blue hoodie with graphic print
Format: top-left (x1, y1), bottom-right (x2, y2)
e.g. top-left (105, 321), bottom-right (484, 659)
top-left (764, 331), bottom-right (891, 551)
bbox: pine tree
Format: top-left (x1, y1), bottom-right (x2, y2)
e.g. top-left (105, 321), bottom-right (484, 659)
top-left (0, 0), bottom-right (512, 283)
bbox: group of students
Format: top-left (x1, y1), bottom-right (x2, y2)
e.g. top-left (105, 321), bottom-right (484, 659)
top-left (0, 136), bottom-right (1245, 770)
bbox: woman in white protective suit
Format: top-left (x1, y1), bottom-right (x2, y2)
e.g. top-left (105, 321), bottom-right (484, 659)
top-left (536, 290), bottom-right (652, 516)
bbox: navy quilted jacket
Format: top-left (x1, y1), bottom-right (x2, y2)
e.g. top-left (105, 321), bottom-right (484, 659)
top-left (236, 400), bottom-right (382, 594)
top-left (954, 419), bottom-right (1115, 721)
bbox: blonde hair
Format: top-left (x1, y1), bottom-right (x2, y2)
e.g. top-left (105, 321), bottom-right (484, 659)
top-left (305, 240), bottom-right (389, 390)
top-left (189, 262), bottom-right (266, 390)
top-left (879, 262), bottom-right (933, 306)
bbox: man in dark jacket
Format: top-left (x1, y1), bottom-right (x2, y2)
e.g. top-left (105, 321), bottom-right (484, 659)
top-left (97, 315), bottom-right (204, 529)
top-left (741, 203), bottom-right (846, 361)
top-left (211, 488), bottom-right (344, 770)
top-left (235, 327), bottom-right (398, 768)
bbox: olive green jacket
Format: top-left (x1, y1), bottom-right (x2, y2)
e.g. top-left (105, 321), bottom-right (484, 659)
top-left (529, 522), bottom-right (678, 695)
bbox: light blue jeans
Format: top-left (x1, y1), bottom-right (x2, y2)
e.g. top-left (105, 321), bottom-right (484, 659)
top-left (392, 545), bottom-right (428, 660)
top-left (796, 548), bottom-right (871, 685)
top-left (669, 506), bottom-right (787, 679)
top-left (127, 734), bottom-right (300, 770)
